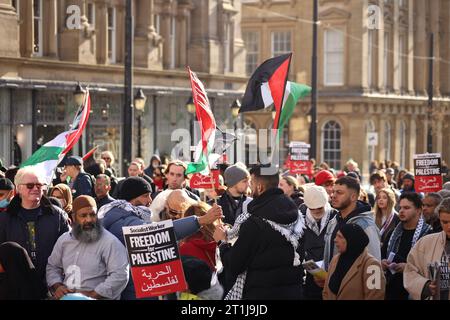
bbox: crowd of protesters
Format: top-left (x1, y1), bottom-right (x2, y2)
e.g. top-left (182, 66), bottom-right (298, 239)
top-left (0, 153), bottom-right (449, 300)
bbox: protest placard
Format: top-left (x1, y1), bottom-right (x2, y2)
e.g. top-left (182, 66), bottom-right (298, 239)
top-left (189, 169), bottom-right (220, 189)
top-left (288, 141), bottom-right (313, 175)
top-left (413, 153), bottom-right (442, 193)
top-left (122, 220), bottom-right (187, 298)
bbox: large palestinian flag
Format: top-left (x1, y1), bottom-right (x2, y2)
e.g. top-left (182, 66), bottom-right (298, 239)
top-left (240, 53), bottom-right (291, 129)
top-left (20, 91), bottom-right (91, 184)
top-left (240, 53), bottom-right (311, 138)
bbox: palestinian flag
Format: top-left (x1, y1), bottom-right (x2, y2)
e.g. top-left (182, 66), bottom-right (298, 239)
top-left (277, 81), bottom-right (311, 137)
top-left (20, 91), bottom-right (91, 184)
top-left (186, 68), bottom-right (216, 174)
top-left (240, 53), bottom-right (292, 131)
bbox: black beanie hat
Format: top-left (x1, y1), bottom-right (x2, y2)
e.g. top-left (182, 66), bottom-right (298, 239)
top-left (119, 177), bottom-right (153, 201)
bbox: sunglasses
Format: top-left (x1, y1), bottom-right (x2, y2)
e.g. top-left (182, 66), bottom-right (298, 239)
top-left (102, 157), bottom-right (111, 161)
top-left (21, 183), bottom-right (46, 190)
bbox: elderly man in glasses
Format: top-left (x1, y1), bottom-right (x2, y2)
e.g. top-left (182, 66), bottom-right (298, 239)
top-left (0, 167), bottom-right (70, 296)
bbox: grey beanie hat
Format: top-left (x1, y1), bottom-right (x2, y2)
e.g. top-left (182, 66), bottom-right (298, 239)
top-left (224, 163), bottom-right (249, 188)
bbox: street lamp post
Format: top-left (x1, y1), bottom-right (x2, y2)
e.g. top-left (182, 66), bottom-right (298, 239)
top-left (186, 96), bottom-right (196, 143)
top-left (134, 89), bottom-right (147, 158)
top-left (231, 99), bottom-right (241, 162)
top-left (186, 96), bottom-right (196, 161)
top-left (73, 82), bottom-right (86, 106)
top-left (427, 33), bottom-right (434, 153)
top-left (310, 0), bottom-right (318, 160)
top-left (123, 0), bottom-right (134, 175)
top-left (73, 83), bottom-right (86, 156)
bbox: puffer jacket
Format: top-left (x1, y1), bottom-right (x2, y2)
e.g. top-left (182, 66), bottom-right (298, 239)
top-left (323, 201), bottom-right (381, 270)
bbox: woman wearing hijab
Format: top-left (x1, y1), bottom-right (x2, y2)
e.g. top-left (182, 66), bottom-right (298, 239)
top-left (50, 184), bottom-right (73, 218)
top-left (323, 223), bottom-right (386, 300)
top-left (0, 242), bottom-right (47, 300)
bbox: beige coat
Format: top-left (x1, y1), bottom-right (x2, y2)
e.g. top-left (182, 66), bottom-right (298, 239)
top-left (323, 249), bottom-right (386, 300)
top-left (404, 231), bottom-right (450, 300)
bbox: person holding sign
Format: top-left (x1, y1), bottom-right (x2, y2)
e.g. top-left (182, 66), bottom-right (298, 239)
top-left (46, 195), bottom-right (129, 300)
top-left (323, 223), bottom-right (385, 300)
top-left (98, 176), bottom-right (222, 300)
top-left (404, 198), bottom-right (450, 300)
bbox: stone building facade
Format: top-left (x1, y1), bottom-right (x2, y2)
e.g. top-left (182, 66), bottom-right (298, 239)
top-left (0, 0), bottom-right (246, 174)
top-left (241, 0), bottom-right (450, 177)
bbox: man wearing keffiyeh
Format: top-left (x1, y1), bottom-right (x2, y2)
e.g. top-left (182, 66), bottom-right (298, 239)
top-left (382, 192), bottom-right (432, 300)
top-left (214, 164), bottom-right (304, 300)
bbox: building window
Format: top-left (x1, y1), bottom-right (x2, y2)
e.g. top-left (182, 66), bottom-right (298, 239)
top-left (107, 7), bottom-right (116, 63)
top-left (33, 0), bottom-right (43, 56)
top-left (153, 14), bottom-right (160, 34)
top-left (12, 0), bottom-right (19, 16)
top-left (224, 21), bottom-right (231, 73)
top-left (243, 31), bottom-right (259, 76)
top-left (399, 35), bottom-right (406, 90)
top-left (170, 16), bottom-right (176, 69)
top-left (384, 121), bottom-right (391, 161)
top-left (400, 121), bottom-right (406, 168)
top-left (271, 31), bottom-right (291, 57)
top-left (368, 30), bottom-right (374, 88)
top-left (322, 120), bottom-right (342, 170)
top-left (87, 3), bottom-right (95, 27)
top-left (324, 29), bottom-right (344, 86)
top-left (367, 120), bottom-right (376, 163)
top-left (383, 32), bottom-right (389, 88)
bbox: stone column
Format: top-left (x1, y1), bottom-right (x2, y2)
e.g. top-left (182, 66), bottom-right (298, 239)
top-left (392, 0), bottom-right (400, 93)
top-left (407, 0), bottom-right (414, 94)
top-left (414, 0), bottom-right (426, 95)
top-left (177, 4), bottom-right (191, 68)
top-left (44, 0), bottom-right (58, 58)
top-left (161, 3), bottom-right (172, 69)
top-left (377, 0), bottom-right (385, 92)
top-left (19, 0), bottom-right (33, 57)
top-left (430, 0), bottom-right (440, 96)
top-left (115, 4), bottom-right (125, 63)
top-left (96, 1), bottom-right (108, 64)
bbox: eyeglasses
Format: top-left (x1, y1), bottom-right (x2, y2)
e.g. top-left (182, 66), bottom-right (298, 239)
top-left (102, 157), bottom-right (111, 161)
top-left (21, 183), bottom-right (46, 190)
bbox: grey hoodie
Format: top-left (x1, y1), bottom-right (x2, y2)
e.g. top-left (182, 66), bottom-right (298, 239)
top-left (323, 201), bottom-right (381, 271)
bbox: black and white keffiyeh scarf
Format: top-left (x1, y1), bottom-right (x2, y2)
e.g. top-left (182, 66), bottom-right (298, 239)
top-left (386, 216), bottom-right (430, 258)
top-left (305, 203), bottom-right (332, 236)
top-left (224, 212), bottom-right (305, 300)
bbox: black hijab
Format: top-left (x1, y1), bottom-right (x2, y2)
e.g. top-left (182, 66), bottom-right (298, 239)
top-left (0, 242), bottom-right (46, 300)
top-left (328, 223), bottom-right (369, 295)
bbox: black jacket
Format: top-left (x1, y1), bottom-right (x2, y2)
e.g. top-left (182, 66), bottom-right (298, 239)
top-left (290, 191), bottom-right (304, 208)
top-left (298, 204), bottom-right (337, 299)
top-left (217, 191), bottom-right (249, 226)
top-left (0, 196), bottom-right (69, 286)
top-left (222, 188), bottom-right (303, 299)
top-left (72, 171), bottom-right (94, 198)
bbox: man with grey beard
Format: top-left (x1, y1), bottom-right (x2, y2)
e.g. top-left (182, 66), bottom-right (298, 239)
top-left (46, 195), bottom-right (129, 300)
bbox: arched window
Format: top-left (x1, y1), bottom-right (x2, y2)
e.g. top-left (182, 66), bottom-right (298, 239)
top-left (384, 121), bottom-right (391, 161)
top-left (367, 120), bottom-right (376, 163)
top-left (322, 121), bottom-right (342, 170)
top-left (400, 121), bottom-right (406, 168)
